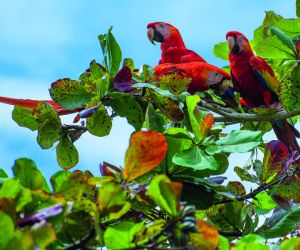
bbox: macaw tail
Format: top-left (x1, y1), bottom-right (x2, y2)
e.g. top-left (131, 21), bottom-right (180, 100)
top-left (0, 96), bottom-right (82, 116)
top-left (272, 120), bottom-right (300, 152)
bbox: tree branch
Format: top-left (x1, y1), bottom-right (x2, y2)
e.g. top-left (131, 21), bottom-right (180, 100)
top-left (199, 101), bottom-right (300, 122)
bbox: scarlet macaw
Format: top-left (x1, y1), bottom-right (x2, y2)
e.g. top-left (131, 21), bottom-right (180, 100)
top-left (0, 96), bottom-right (80, 115)
top-left (226, 31), bottom-right (299, 152)
top-left (153, 62), bottom-right (232, 95)
top-left (147, 22), bottom-right (206, 64)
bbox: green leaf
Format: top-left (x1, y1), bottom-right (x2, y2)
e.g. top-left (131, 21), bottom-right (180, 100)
top-left (236, 234), bottom-right (268, 250)
top-left (35, 103), bottom-right (61, 149)
top-left (31, 222), bottom-right (56, 249)
top-left (12, 106), bottom-right (40, 131)
top-left (50, 78), bottom-right (93, 109)
top-left (268, 26), bottom-right (298, 56)
top-left (256, 206), bottom-right (300, 238)
top-left (186, 95), bottom-right (202, 142)
top-left (218, 235), bottom-right (230, 250)
top-left (86, 105), bottom-right (112, 136)
top-left (0, 169), bottom-right (8, 178)
top-left (234, 166), bottom-right (257, 183)
top-left (98, 182), bottom-right (130, 220)
top-left (275, 19), bottom-right (300, 38)
top-left (98, 26), bottom-right (122, 76)
top-left (123, 58), bottom-right (134, 72)
top-left (6, 230), bottom-right (34, 250)
top-left (173, 145), bottom-right (225, 172)
top-left (104, 221), bottom-right (144, 249)
top-left (279, 238), bottom-right (300, 250)
top-left (108, 92), bottom-right (144, 130)
top-left (253, 192), bottom-right (277, 215)
top-left (13, 158), bottom-right (49, 191)
top-left (213, 42), bottom-right (229, 61)
top-left (50, 171), bottom-right (71, 193)
top-left (56, 133), bottom-right (79, 170)
top-left (254, 35), bottom-right (296, 60)
top-left (0, 211), bottom-right (14, 249)
top-left (297, 0), bottom-right (300, 18)
top-left (145, 103), bottom-right (165, 133)
top-left (205, 130), bottom-right (262, 154)
top-left (147, 175), bottom-right (181, 216)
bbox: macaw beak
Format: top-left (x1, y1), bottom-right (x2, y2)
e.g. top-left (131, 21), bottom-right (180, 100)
top-left (227, 35), bottom-right (240, 54)
top-left (210, 78), bottom-right (231, 95)
top-left (147, 27), bottom-right (164, 45)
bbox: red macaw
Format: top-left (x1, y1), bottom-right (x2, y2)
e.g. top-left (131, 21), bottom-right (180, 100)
top-left (153, 62), bottom-right (231, 95)
top-left (147, 22), bottom-right (206, 64)
top-left (0, 96), bottom-right (81, 115)
top-left (226, 31), bottom-right (299, 152)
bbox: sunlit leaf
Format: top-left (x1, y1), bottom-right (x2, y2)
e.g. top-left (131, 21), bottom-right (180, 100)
top-left (186, 95), bottom-right (202, 142)
top-left (104, 221), bottom-right (144, 249)
top-left (236, 234), bottom-right (269, 250)
top-left (147, 175), bottom-right (182, 216)
top-left (123, 131), bottom-right (167, 181)
top-left (50, 171), bottom-right (71, 193)
top-left (279, 238), bottom-right (300, 250)
top-left (31, 222), bottom-right (56, 249)
top-left (205, 130), bottom-right (263, 154)
top-left (253, 192), bottom-right (277, 215)
top-left (213, 42), bottom-right (229, 61)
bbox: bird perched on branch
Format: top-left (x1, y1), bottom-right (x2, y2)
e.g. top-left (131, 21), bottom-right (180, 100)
top-left (147, 22), bottom-right (206, 64)
top-left (226, 31), bottom-right (299, 152)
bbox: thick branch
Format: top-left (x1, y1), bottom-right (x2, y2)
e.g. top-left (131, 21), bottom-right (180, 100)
top-left (200, 102), bottom-right (300, 122)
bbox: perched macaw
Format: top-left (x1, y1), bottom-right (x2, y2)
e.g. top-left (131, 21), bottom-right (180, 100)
top-left (153, 62), bottom-right (231, 95)
top-left (0, 96), bottom-right (80, 115)
top-left (226, 31), bottom-right (299, 152)
top-left (147, 22), bottom-right (206, 64)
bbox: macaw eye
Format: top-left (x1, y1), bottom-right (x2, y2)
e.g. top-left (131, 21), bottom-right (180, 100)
top-left (159, 24), bottom-right (165, 28)
top-left (214, 72), bottom-right (219, 76)
top-left (239, 36), bottom-right (243, 41)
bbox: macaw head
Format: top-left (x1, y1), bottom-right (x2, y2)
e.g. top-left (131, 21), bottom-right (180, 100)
top-left (205, 66), bottom-right (232, 94)
top-left (226, 31), bottom-right (252, 55)
top-left (147, 22), bottom-right (185, 48)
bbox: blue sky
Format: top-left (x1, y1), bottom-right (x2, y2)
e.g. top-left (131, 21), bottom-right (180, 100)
top-left (0, 0), bottom-right (296, 179)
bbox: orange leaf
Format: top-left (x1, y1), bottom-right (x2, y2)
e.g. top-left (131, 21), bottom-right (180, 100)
top-left (190, 219), bottom-right (219, 250)
top-left (123, 131), bottom-right (168, 181)
top-left (200, 114), bottom-right (214, 138)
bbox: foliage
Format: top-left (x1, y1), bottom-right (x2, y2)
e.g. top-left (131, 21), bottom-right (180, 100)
top-left (2, 4), bottom-right (300, 249)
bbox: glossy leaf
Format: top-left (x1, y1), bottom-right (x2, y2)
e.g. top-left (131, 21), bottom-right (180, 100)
top-left (236, 234), bottom-right (268, 250)
top-left (279, 238), bottom-right (300, 250)
top-left (123, 131), bottom-right (167, 181)
top-left (186, 95), bottom-right (202, 142)
top-left (50, 78), bottom-right (93, 109)
top-left (50, 171), bottom-right (71, 193)
top-left (104, 221), bottom-right (144, 249)
top-left (147, 175), bottom-right (182, 216)
top-left (173, 145), bottom-right (226, 172)
top-left (86, 106), bottom-right (112, 136)
top-left (56, 133), bottom-right (79, 170)
top-left (205, 130), bottom-right (263, 154)
top-left (12, 106), bottom-right (40, 131)
top-left (253, 192), bottom-right (277, 215)
top-left (13, 158), bottom-right (49, 191)
top-left (108, 92), bottom-right (144, 130)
